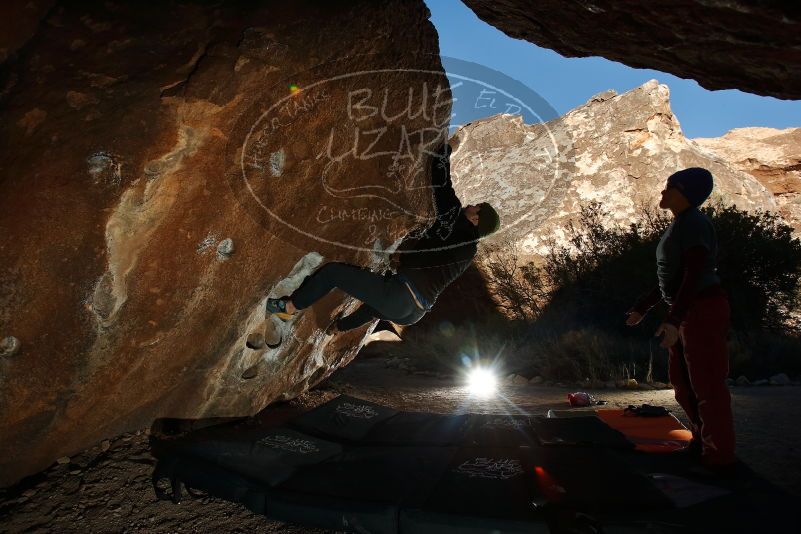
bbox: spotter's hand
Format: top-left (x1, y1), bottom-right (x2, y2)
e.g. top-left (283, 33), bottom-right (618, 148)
top-left (654, 322), bottom-right (679, 348)
top-left (625, 311), bottom-right (643, 326)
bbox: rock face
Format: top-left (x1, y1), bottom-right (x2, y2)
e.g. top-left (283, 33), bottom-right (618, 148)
top-left (464, 0), bottom-right (801, 100)
top-left (694, 128), bottom-right (801, 232)
top-left (449, 80), bottom-right (780, 256)
top-left (0, 0), bottom-right (450, 486)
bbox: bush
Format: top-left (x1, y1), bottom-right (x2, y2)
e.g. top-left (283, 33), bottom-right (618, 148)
top-left (478, 201), bottom-right (801, 382)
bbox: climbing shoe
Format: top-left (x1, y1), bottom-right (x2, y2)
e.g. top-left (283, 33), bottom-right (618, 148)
top-left (265, 296), bottom-right (294, 321)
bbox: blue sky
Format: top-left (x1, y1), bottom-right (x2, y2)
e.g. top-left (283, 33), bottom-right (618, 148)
top-left (426, 0), bottom-right (801, 138)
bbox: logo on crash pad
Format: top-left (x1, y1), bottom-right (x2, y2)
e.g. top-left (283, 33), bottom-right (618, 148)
top-left (482, 417), bottom-right (529, 429)
top-left (335, 402), bottom-right (379, 419)
top-left (256, 434), bottom-right (321, 454)
top-left (455, 457), bottom-right (524, 480)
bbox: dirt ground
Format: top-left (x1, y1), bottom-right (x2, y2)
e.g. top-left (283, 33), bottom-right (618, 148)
top-left (1, 352), bottom-right (800, 533)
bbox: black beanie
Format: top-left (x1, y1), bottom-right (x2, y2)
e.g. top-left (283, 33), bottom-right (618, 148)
top-left (477, 202), bottom-right (500, 238)
top-left (667, 167), bottom-right (714, 207)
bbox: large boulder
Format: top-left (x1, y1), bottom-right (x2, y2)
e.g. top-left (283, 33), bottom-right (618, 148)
top-left (0, 0), bottom-right (449, 486)
top-left (694, 127), bottom-right (801, 232)
top-left (448, 80), bottom-right (779, 256)
top-left (463, 0), bottom-right (801, 100)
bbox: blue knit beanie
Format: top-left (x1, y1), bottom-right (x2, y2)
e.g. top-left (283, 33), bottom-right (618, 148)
top-left (667, 167), bottom-right (714, 207)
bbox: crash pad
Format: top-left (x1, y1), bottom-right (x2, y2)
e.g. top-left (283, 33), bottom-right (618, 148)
top-left (363, 411), bottom-right (469, 446)
top-left (150, 395), bottom-right (800, 534)
top-left (461, 414), bottom-right (538, 448)
top-left (287, 394), bottom-right (398, 441)
top-left (532, 415), bottom-right (633, 448)
top-left (400, 446), bottom-right (546, 533)
top-left (595, 409), bottom-right (693, 453)
top-left (151, 423), bottom-right (342, 486)
top-left (546, 408), bottom-right (693, 453)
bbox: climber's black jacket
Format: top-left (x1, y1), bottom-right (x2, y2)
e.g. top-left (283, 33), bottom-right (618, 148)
top-left (396, 143), bottom-right (478, 307)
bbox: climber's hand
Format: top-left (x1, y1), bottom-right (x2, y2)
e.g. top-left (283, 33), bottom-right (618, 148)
top-left (655, 322), bottom-right (679, 348)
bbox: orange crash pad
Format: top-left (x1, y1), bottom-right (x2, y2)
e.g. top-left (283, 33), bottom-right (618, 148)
top-left (596, 409), bottom-right (692, 453)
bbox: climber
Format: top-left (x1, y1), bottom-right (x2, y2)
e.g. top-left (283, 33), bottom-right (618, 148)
top-left (625, 167), bottom-right (736, 473)
top-left (265, 141), bottom-right (500, 331)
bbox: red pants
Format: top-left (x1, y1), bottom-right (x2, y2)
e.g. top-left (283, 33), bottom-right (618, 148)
top-left (668, 291), bottom-right (736, 465)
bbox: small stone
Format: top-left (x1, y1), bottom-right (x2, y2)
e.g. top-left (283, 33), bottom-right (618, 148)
top-left (753, 379), bottom-right (769, 386)
top-left (22, 489), bottom-right (36, 498)
top-left (0, 336), bottom-right (21, 357)
top-left (100, 440), bottom-right (110, 452)
top-left (216, 238), bottom-right (234, 259)
top-left (507, 374), bottom-right (529, 386)
top-left (529, 376), bottom-right (543, 385)
top-left (56, 456), bottom-right (71, 465)
top-left (735, 376), bottom-right (750, 386)
top-left (625, 378), bottom-right (639, 389)
top-left (69, 469), bottom-right (82, 475)
top-left (769, 373), bottom-right (791, 386)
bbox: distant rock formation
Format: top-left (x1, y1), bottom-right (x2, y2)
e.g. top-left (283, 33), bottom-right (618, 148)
top-left (449, 80), bottom-right (783, 256)
top-left (0, 0), bottom-right (448, 486)
top-left (693, 128), bottom-right (801, 232)
top-left (464, 0), bottom-right (801, 100)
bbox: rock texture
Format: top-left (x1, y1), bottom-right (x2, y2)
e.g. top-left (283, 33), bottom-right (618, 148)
top-left (0, 0), bottom-right (449, 486)
top-left (0, 0), bottom-right (54, 66)
top-left (449, 80), bottom-right (781, 256)
top-left (464, 0), bottom-right (801, 100)
top-left (694, 128), bottom-right (801, 232)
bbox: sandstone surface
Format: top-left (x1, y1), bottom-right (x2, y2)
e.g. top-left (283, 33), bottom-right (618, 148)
top-left (464, 0), bottom-right (801, 99)
top-left (0, 0), bottom-right (449, 486)
top-left (694, 127), bottom-right (801, 232)
top-left (449, 80), bottom-right (780, 256)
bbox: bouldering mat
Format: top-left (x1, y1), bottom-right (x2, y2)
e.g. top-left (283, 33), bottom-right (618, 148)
top-left (400, 446), bottom-right (548, 533)
top-left (596, 409), bottom-right (693, 453)
top-left (287, 394), bottom-right (398, 441)
top-left (150, 394), bottom-right (800, 534)
top-left (362, 411), bottom-right (469, 446)
top-left (531, 447), bottom-right (670, 510)
top-left (266, 446), bottom-right (455, 534)
top-left (461, 413), bottom-right (538, 448)
top-left (151, 423), bottom-right (342, 486)
top-left (532, 415), bottom-right (633, 448)
top-left (546, 408), bottom-right (692, 452)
